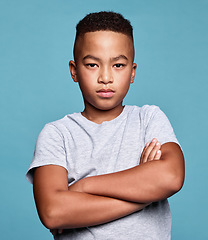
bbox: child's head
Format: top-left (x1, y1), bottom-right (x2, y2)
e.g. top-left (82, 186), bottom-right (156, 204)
top-left (73, 11), bottom-right (134, 62)
top-left (69, 11), bottom-right (137, 117)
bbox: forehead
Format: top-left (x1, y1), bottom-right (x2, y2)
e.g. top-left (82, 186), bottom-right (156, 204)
top-left (74, 31), bottom-right (134, 61)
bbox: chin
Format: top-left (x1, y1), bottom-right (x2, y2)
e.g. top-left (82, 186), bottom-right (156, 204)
top-left (95, 103), bottom-right (122, 111)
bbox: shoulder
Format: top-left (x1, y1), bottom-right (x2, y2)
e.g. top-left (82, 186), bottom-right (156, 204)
top-left (126, 104), bottom-right (162, 118)
top-left (140, 105), bottom-right (164, 121)
top-left (125, 105), bottom-right (170, 129)
top-left (49, 113), bottom-right (75, 127)
top-left (42, 112), bottom-right (80, 135)
top-left (139, 105), bottom-right (161, 114)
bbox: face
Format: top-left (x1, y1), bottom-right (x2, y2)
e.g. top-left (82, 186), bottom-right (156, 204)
top-left (69, 31), bottom-right (137, 112)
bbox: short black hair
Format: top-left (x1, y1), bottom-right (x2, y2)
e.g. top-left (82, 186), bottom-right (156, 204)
top-left (75, 11), bottom-right (133, 39)
top-left (73, 11), bottom-right (134, 60)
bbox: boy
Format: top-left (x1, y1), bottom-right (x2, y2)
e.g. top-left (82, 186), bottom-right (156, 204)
top-left (26, 11), bottom-right (185, 240)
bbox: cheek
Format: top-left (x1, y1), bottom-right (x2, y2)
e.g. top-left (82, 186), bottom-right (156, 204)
top-left (77, 76), bottom-right (97, 97)
top-left (77, 68), bottom-right (97, 84)
top-left (116, 71), bottom-right (132, 88)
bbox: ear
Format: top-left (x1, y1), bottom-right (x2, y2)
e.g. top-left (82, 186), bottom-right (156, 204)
top-left (69, 60), bottom-right (78, 82)
top-left (130, 63), bottom-right (137, 83)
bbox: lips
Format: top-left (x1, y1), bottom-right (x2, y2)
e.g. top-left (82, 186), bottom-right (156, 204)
top-left (96, 89), bottom-right (115, 98)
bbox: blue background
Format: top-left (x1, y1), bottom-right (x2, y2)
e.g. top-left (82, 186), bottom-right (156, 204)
top-left (1, 0), bottom-right (207, 239)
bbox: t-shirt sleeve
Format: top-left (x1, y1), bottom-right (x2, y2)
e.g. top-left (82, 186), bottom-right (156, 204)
top-left (143, 105), bottom-right (179, 145)
top-left (26, 123), bottom-right (67, 184)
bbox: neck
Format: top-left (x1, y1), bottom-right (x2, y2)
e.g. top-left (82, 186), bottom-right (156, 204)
top-left (81, 103), bottom-right (124, 124)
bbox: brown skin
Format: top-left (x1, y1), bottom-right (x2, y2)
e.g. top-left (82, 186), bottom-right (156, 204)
top-left (33, 139), bottom-right (165, 232)
top-left (33, 31), bottom-right (185, 233)
top-left (69, 31), bottom-right (136, 123)
top-left (34, 165), bottom-right (149, 230)
top-left (69, 141), bottom-right (184, 203)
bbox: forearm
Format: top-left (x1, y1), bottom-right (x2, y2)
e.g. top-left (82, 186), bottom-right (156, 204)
top-left (78, 143), bottom-right (185, 203)
top-left (33, 166), bottom-right (148, 230)
top-left (80, 161), bottom-right (173, 203)
top-left (38, 190), bottom-right (148, 229)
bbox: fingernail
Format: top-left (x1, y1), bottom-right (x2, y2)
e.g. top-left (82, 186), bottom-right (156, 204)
top-left (152, 138), bottom-right (157, 143)
top-left (156, 142), bottom-right (160, 146)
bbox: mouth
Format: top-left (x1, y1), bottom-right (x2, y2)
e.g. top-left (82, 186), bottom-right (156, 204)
top-left (96, 89), bottom-right (115, 98)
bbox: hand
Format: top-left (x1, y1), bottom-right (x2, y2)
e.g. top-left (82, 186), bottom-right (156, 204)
top-left (140, 138), bottom-right (161, 164)
top-left (50, 229), bottom-right (63, 236)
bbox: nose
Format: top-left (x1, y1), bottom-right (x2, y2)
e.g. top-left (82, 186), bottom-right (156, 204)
top-left (97, 67), bottom-right (113, 84)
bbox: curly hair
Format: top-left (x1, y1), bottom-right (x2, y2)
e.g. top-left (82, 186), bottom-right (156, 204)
top-left (73, 11), bottom-right (134, 60)
top-left (75, 11), bottom-right (133, 39)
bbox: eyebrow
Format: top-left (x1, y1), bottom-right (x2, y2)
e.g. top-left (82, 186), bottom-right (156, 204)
top-left (83, 55), bottom-right (100, 61)
top-left (82, 55), bottom-right (128, 62)
top-left (111, 55), bottom-right (128, 61)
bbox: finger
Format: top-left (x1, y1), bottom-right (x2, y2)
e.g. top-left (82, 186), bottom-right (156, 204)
top-left (58, 229), bottom-right (63, 234)
top-left (50, 229), bottom-right (57, 236)
top-left (147, 141), bottom-right (161, 161)
top-left (154, 150), bottom-right (162, 160)
top-left (142, 139), bottom-right (158, 163)
top-left (140, 142), bottom-right (149, 164)
top-left (50, 229), bottom-right (63, 236)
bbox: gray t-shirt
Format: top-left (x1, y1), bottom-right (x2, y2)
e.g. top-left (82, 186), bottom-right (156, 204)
top-left (26, 105), bottom-right (179, 240)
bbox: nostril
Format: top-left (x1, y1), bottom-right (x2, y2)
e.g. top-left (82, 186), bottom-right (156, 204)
top-left (98, 75), bottom-right (113, 84)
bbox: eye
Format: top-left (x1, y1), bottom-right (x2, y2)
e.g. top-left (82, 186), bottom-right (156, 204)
top-left (114, 63), bottom-right (125, 68)
top-left (86, 63), bottom-right (98, 68)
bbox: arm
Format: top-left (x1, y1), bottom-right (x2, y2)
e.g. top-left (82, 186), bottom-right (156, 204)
top-left (71, 140), bottom-right (185, 203)
top-left (33, 165), bottom-right (149, 230)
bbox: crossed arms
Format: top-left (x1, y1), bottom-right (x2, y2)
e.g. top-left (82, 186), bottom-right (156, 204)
top-left (33, 139), bottom-right (185, 231)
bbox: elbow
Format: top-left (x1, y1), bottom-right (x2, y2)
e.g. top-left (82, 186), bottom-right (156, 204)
top-left (166, 171), bottom-right (185, 196)
top-left (39, 205), bottom-right (61, 230)
top-left (171, 175), bottom-right (184, 194)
